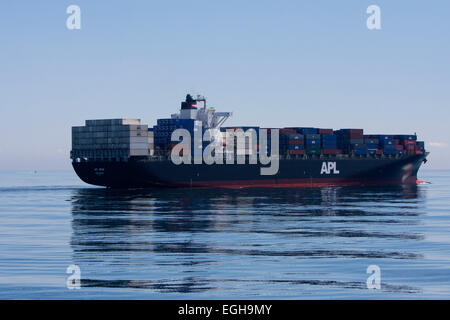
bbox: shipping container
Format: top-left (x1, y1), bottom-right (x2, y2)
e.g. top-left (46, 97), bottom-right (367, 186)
top-left (364, 138), bottom-right (379, 145)
top-left (318, 128), bottom-right (333, 134)
top-left (300, 128), bottom-right (318, 134)
top-left (354, 149), bottom-right (368, 155)
top-left (305, 134), bottom-right (320, 140)
top-left (395, 134), bottom-right (417, 141)
top-left (403, 140), bottom-right (416, 145)
top-left (305, 139), bottom-right (320, 145)
top-left (289, 150), bottom-right (305, 155)
top-left (349, 138), bottom-right (364, 144)
top-left (279, 128), bottom-right (297, 134)
top-left (321, 134), bottom-right (337, 140)
top-left (286, 134), bottom-right (304, 140)
top-left (380, 139), bottom-right (396, 145)
top-left (322, 149), bottom-right (342, 155)
top-left (376, 135), bottom-right (394, 141)
top-left (288, 139), bottom-right (304, 145)
top-left (306, 148), bottom-right (321, 155)
top-left (288, 144), bottom-right (305, 150)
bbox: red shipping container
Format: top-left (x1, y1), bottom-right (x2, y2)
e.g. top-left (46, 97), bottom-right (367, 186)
top-left (318, 128), bottom-right (333, 134)
top-left (348, 132), bottom-right (363, 139)
top-left (396, 145), bottom-right (404, 150)
top-left (289, 150), bottom-right (305, 155)
top-left (376, 150), bottom-right (383, 155)
top-left (403, 140), bottom-right (416, 145)
top-left (280, 129), bottom-right (297, 134)
top-left (288, 139), bottom-right (304, 145)
top-left (322, 149), bottom-right (343, 155)
top-left (345, 129), bottom-right (364, 134)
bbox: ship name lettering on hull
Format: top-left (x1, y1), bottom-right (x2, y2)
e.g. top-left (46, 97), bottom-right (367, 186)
top-left (320, 162), bottom-right (340, 175)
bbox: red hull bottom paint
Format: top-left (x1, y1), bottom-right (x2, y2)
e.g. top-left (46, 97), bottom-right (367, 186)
top-left (166, 177), bottom-right (419, 189)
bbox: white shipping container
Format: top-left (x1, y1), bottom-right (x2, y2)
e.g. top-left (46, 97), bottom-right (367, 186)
top-left (122, 119), bottom-right (141, 125)
top-left (121, 119), bottom-right (141, 125)
top-left (130, 137), bottom-right (148, 144)
top-left (130, 143), bottom-right (149, 150)
top-left (130, 149), bottom-right (149, 156)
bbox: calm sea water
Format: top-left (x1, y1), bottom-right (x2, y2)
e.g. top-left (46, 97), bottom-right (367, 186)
top-left (0, 170), bottom-right (449, 299)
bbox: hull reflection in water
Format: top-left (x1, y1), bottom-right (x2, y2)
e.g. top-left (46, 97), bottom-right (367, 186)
top-left (70, 185), bottom-right (425, 298)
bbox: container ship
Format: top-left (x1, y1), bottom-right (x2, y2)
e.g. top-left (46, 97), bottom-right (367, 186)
top-left (71, 94), bottom-right (428, 188)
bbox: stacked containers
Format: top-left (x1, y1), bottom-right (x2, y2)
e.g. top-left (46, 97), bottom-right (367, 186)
top-left (321, 133), bottom-right (340, 155)
top-left (71, 119), bottom-right (150, 160)
top-left (279, 128), bottom-right (297, 156)
top-left (73, 117), bottom-right (426, 161)
top-left (376, 135), bottom-right (397, 155)
top-left (153, 118), bottom-right (202, 156)
top-left (363, 136), bottom-right (380, 155)
top-left (335, 129), bottom-right (366, 155)
top-left (305, 133), bottom-right (321, 155)
top-left (221, 126), bottom-right (259, 156)
top-left (283, 128), bottom-right (319, 155)
top-left (287, 133), bottom-right (305, 155)
top-left (394, 134), bottom-right (424, 155)
top-left (318, 128), bottom-right (333, 134)
top-left (416, 141), bottom-right (425, 155)
top-left (299, 127), bottom-right (318, 135)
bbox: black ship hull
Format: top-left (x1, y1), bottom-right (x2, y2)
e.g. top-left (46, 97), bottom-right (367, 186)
top-left (72, 154), bottom-right (427, 189)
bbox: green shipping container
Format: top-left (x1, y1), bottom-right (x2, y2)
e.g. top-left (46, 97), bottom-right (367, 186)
top-left (306, 149), bottom-right (321, 155)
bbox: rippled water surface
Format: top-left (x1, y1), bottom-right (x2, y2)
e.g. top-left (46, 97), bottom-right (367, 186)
top-left (0, 170), bottom-right (449, 299)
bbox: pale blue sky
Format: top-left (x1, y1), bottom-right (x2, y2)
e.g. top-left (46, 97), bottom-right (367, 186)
top-left (0, 0), bottom-right (449, 170)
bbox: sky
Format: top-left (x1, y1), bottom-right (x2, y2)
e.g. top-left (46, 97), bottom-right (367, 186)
top-left (0, 0), bottom-right (449, 170)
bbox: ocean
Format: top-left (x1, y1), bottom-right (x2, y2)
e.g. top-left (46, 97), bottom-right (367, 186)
top-left (0, 170), bottom-right (449, 299)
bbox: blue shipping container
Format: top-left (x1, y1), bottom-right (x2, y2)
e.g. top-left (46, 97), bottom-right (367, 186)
top-left (287, 134), bottom-right (304, 140)
top-left (305, 139), bottom-right (320, 145)
top-left (306, 134), bottom-right (321, 140)
top-left (366, 143), bottom-right (378, 149)
top-left (380, 140), bottom-right (396, 145)
top-left (288, 144), bottom-right (305, 150)
top-left (364, 138), bottom-right (379, 144)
